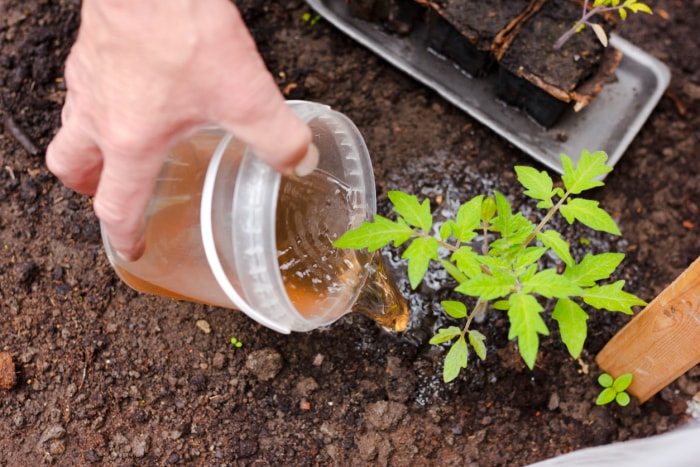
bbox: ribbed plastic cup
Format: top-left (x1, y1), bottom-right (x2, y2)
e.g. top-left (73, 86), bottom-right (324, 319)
top-left (102, 101), bottom-right (376, 333)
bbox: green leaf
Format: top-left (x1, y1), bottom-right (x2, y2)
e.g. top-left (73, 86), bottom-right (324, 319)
top-left (333, 215), bottom-right (414, 251)
top-left (441, 259), bottom-right (468, 284)
top-left (552, 298), bottom-right (589, 359)
top-left (389, 191), bottom-right (432, 232)
top-left (439, 221), bottom-right (453, 241)
top-left (451, 246), bottom-right (482, 278)
top-left (429, 326), bottom-right (462, 345)
top-left (492, 300), bottom-right (509, 311)
top-left (468, 330), bottom-right (487, 360)
top-left (596, 387), bottom-right (617, 405)
top-left (560, 198), bottom-right (621, 235)
top-left (507, 293), bottom-right (549, 369)
top-left (456, 270), bottom-right (515, 301)
top-left (627, 2), bottom-right (652, 14)
top-left (521, 269), bottom-right (584, 299)
top-left (453, 196), bottom-right (483, 242)
top-left (491, 191), bottom-right (512, 234)
top-left (442, 300), bottom-right (467, 319)
top-left (615, 392), bottom-right (631, 406)
top-left (582, 280), bottom-right (647, 314)
top-left (564, 252), bottom-right (625, 287)
top-left (443, 336), bottom-right (468, 383)
top-left (598, 373), bottom-right (614, 388)
top-left (515, 165), bottom-right (555, 209)
top-left (477, 255), bottom-right (509, 272)
top-left (402, 236), bottom-right (440, 289)
top-left (514, 246), bottom-right (547, 270)
top-left (537, 230), bottom-right (574, 267)
top-left (481, 196), bottom-right (497, 224)
top-left (613, 373), bottom-right (633, 392)
top-left (561, 150), bottom-right (612, 195)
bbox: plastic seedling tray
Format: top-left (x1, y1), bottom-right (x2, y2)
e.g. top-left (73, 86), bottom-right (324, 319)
top-left (305, 0), bottom-right (671, 176)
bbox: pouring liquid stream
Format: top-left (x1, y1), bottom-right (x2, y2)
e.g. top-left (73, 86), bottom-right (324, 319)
top-left (276, 170), bottom-right (409, 332)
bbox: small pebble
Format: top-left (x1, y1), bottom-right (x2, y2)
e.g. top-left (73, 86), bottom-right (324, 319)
top-left (196, 319), bottom-right (211, 334)
top-left (0, 352), bottom-right (17, 390)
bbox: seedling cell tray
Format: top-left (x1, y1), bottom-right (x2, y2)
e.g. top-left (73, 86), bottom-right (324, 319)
top-left (305, 0), bottom-right (671, 175)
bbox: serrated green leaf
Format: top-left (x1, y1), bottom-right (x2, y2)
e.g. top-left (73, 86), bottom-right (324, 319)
top-left (388, 191), bottom-right (432, 232)
top-left (598, 373), bottom-right (614, 387)
top-left (627, 2), bottom-right (652, 14)
top-left (560, 198), bottom-right (621, 235)
top-left (521, 264), bottom-right (538, 283)
top-left (507, 293), bottom-right (549, 369)
top-left (442, 300), bottom-right (467, 319)
top-left (491, 191), bottom-right (512, 234)
top-left (552, 298), bottom-right (589, 359)
top-left (443, 336), bottom-right (468, 383)
top-left (522, 269), bottom-right (584, 299)
top-left (439, 221), bottom-right (453, 241)
top-left (561, 151), bottom-right (612, 195)
top-left (469, 330), bottom-right (487, 360)
top-left (616, 392), bottom-right (631, 406)
top-left (451, 246), bottom-right (482, 278)
top-left (441, 259), bottom-right (468, 284)
top-left (456, 270), bottom-right (515, 300)
top-left (613, 373), bottom-right (633, 392)
top-left (492, 300), bottom-right (509, 311)
top-left (402, 236), bottom-right (440, 289)
top-left (453, 196), bottom-right (483, 242)
top-left (596, 387), bottom-right (617, 405)
top-left (537, 230), bottom-right (574, 267)
top-left (564, 252), bottom-right (625, 287)
top-left (429, 326), bottom-right (462, 345)
top-left (477, 255), bottom-right (509, 272)
top-left (514, 246), bottom-right (547, 270)
top-left (333, 215), bottom-right (414, 251)
top-left (582, 280), bottom-right (647, 314)
top-left (515, 165), bottom-right (555, 209)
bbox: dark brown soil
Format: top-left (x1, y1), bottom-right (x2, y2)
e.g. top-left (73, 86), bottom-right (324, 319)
top-left (1, 0), bottom-right (699, 465)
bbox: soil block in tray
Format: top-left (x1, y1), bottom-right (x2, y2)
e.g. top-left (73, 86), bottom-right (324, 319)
top-left (348, 0), bottom-right (424, 35)
top-left (496, 0), bottom-right (623, 128)
top-left (417, 0), bottom-right (537, 77)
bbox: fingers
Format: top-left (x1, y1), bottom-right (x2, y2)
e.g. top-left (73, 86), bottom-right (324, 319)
top-left (92, 142), bottom-right (169, 261)
top-left (46, 94), bottom-right (103, 196)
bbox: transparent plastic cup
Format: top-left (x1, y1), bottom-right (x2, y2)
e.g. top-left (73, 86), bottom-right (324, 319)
top-left (101, 101), bottom-right (403, 333)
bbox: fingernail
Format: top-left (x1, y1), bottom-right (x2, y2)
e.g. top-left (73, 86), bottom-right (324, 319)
top-left (114, 234), bottom-right (146, 262)
top-left (293, 143), bottom-right (319, 177)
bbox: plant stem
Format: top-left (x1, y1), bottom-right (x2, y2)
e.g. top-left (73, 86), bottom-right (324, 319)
top-left (521, 190), bottom-right (571, 247)
top-left (553, 2), bottom-right (622, 50)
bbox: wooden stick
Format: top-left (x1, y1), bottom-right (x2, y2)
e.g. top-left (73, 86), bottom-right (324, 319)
top-left (596, 256), bottom-right (700, 403)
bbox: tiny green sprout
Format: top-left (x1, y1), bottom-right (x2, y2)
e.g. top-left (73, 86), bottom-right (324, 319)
top-left (230, 337), bottom-right (243, 348)
top-left (302, 12), bottom-right (321, 26)
top-left (596, 372), bottom-right (633, 406)
top-left (554, 0), bottom-right (653, 50)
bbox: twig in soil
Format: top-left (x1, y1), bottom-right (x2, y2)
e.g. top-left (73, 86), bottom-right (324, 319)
top-left (3, 115), bottom-right (40, 156)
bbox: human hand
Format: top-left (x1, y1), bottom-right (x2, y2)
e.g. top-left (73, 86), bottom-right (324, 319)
top-left (46, 0), bottom-right (317, 260)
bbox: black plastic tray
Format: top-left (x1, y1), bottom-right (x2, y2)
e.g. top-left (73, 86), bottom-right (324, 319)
top-left (305, 0), bottom-right (671, 175)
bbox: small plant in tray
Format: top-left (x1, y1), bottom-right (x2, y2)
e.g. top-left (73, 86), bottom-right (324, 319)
top-left (335, 149), bottom-right (646, 382)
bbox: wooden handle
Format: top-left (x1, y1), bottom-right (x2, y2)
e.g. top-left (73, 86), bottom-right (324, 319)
top-left (596, 256), bottom-right (700, 403)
